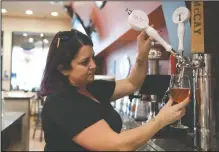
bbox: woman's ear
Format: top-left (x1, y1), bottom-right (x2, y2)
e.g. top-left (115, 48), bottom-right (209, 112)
top-left (57, 64), bottom-right (69, 76)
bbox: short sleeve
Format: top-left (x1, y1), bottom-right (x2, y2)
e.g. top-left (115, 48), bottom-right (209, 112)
top-left (43, 95), bottom-right (102, 139)
top-left (87, 80), bottom-right (116, 102)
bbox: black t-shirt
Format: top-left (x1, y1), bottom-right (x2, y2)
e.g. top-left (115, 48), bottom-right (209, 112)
top-left (42, 80), bottom-right (123, 151)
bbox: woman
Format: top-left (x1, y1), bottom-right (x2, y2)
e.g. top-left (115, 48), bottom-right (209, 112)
top-left (40, 29), bottom-right (190, 151)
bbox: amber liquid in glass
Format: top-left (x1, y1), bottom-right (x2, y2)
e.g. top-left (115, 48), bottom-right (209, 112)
top-left (170, 88), bottom-right (190, 103)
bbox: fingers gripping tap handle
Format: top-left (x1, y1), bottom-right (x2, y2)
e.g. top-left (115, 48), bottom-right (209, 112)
top-left (145, 26), bottom-right (173, 52)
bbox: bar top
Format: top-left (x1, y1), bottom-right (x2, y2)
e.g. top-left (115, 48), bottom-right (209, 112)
top-left (118, 111), bottom-right (214, 151)
top-left (3, 91), bottom-right (35, 99)
top-left (2, 112), bottom-right (25, 131)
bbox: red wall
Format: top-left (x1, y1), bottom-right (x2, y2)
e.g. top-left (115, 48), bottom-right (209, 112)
top-left (103, 26), bottom-right (170, 80)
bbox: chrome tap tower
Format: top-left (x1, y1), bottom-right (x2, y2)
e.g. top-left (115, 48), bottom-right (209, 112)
top-left (169, 3), bottom-right (217, 150)
top-left (170, 2), bottom-right (217, 150)
top-left (192, 54), bottom-right (217, 150)
top-left (172, 51), bottom-right (217, 151)
top-left (190, 2), bottom-right (217, 150)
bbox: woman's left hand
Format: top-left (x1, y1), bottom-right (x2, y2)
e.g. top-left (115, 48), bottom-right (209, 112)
top-left (137, 30), bottom-right (153, 58)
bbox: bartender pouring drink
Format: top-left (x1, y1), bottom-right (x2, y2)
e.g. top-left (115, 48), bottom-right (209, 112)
top-left (40, 29), bottom-right (190, 151)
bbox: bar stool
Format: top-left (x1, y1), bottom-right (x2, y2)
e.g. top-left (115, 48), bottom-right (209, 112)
top-left (32, 93), bottom-right (45, 142)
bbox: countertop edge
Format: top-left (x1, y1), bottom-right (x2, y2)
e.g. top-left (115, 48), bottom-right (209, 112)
top-left (4, 95), bottom-right (35, 99)
top-left (2, 112), bottom-right (26, 131)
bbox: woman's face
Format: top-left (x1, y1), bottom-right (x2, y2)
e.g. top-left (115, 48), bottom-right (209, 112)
top-left (68, 45), bottom-right (96, 86)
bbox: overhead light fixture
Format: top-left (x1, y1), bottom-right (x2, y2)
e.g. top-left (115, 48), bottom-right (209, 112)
top-left (28, 38), bottom-right (34, 43)
top-left (23, 33), bottom-right (28, 37)
top-left (2, 9), bottom-right (7, 13)
top-left (40, 33), bottom-right (44, 37)
top-left (50, 1), bottom-right (63, 5)
top-left (43, 39), bottom-right (49, 44)
top-left (51, 12), bottom-right (58, 16)
top-left (26, 10), bottom-right (33, 15)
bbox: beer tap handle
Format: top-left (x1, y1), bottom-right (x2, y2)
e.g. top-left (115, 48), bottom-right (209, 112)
top-left (172, 7), bottom-right (190, 55)
top-left (177, 22), bottom-right (185, 54)
top-left (127, 10), bottom-right (173, 53)
top-left (145, 26), bottom-right (173, 52)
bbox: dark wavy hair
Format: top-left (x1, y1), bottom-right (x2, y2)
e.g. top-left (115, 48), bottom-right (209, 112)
top-left (40, 29), bottom-right (93, 96)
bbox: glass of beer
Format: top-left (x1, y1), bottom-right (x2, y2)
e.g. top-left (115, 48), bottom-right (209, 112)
top-left (169, 74), bottom-right (190, 129)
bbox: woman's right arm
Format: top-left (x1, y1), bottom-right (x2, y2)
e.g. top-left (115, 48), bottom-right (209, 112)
top-left (73, 97), bottom-right (189, 151)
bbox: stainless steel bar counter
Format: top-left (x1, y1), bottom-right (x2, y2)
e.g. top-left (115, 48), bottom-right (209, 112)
top-left (118, 111), bottom-right (218, 151)
top-left (2, 112), bottom-right (26, 151)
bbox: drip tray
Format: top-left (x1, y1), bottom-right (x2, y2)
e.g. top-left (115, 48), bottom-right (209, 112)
top-left (147, 138), bottom-right (196, 151)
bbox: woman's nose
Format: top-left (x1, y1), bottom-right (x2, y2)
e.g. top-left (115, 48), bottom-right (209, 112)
top-left (89, 58), bottom-right (96, 69)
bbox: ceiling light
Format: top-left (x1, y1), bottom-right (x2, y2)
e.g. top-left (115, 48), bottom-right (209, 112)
top-left (43, 39), bottom-right (49, 44)
top-left (40, 33), bottom-right (44, 37)
top-left (2, 9), bottom-right (7, 13)
top-left (28, 38), bottom-right (34, 43)
top-left (51, 12), bottom-right (58, 16)
top-left (23, 33), bottom-right (28, 37)
top-left (50, 1), bottom-right (63, 5)
top-left (26, 10), bottom-right (33, 15)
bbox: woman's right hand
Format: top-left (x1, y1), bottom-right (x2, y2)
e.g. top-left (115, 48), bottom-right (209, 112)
top-left (156, 97), bottom-right (190, 127)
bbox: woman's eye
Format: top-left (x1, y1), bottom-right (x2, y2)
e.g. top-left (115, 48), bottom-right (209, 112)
top-left (81, 60), bottom-right (89, 65)
top-left (80, 56), bottom-right (95, 66)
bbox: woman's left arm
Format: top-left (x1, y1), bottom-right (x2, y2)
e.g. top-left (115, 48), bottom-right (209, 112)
top-left (110, 31), bottom-right (152, 101)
